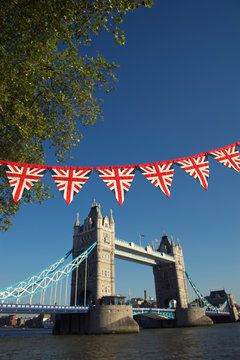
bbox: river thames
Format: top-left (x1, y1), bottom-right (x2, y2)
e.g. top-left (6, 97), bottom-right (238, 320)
top-left (0, 323), bottom-right (239, 360)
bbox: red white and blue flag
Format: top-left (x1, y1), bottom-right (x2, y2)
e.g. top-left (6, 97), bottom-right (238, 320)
top-left (139, 162), bottom-right (174, 198)
top-left (96, 166), bottom-right (136, 205)
top-left (177, 155), bottom-right (209, 190)
top-left (50, 167), bottom-right (92, 204)
top-left (6, 164), bottom-right (47, 202)
top-left (209, 145), bottom-right (240, 172)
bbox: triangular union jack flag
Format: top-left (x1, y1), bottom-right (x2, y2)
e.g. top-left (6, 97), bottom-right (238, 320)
top-left (177, 155), bottom-right (209, 190)
top-left (139, 162), bottom-right (174, 198)
top-left (50, 167), bottom-right (92, 205)
top-left (6, 163), bottom-right (47, 202)
top-left (96, 166), bottom-right (136, 205)
top-left (209, 145), bottom-right (240, 172)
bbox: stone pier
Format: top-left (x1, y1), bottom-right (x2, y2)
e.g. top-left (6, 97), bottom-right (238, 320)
top-left (175, 308), bottom-right (213, 327)
top-left (53, 305), bottom-right (139, 335)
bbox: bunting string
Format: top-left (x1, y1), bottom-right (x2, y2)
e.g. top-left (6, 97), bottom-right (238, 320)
top-left (0, 141), bottom-right (239, 205)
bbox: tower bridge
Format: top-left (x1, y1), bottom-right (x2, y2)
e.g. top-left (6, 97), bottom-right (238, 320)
top-left (0, 201), bottom-right (238, 334)
top-left (71, 201), bottom-right (188, 310)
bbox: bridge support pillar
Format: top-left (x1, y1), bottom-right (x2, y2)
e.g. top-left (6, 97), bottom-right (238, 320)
top-left (176, 308), bottom-right (213, 327)
top-left (53, 305), bottom-right (139, 335)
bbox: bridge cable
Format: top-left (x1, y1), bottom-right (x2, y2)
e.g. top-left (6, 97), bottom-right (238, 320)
top-left (185, 271), bottom-right (227, 312)
top-left (0, 242), bottom-right (96, 301)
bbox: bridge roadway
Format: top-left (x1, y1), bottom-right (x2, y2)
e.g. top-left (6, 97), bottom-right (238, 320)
top-left (0, 303), bottom-right (230, 320)
top-left (114, 238), bottom-right (175, 265)
top-left (0, 303), bottom-right (177, 319)
top-left (0, 303), bottom-right (89, 314)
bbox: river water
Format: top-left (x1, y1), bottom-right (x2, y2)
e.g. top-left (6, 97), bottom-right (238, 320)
top-left (0, 323), bottom-right (240, 360)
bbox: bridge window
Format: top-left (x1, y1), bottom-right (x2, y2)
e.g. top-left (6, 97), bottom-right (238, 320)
top-left (102, 253), bottom-right (110, 260)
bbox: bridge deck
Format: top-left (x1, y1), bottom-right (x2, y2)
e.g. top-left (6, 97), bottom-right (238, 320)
top-left (0, 303), bottom-right (89, 314)
top-left (0, 304), bottom-right (230, 318)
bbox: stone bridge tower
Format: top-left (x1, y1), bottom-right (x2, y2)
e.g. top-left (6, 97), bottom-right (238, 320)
top-left (70, 201), bottom-right (115, 306)
top-left (153, 234), bottom-right (189, 308)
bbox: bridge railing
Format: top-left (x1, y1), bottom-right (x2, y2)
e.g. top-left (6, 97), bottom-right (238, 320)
top-left (0, 303), bottom-right (90, 314)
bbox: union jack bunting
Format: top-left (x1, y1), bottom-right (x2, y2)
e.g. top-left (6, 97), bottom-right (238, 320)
top-left (139, 162), bottom-right (174, 198)
top-left (6, 164), bottom-right (47, 202)
top-left (96, 167), bottom-right (136, 205)
top-left (209, 145), bottom-right (240, 172)
top-left (177, 156), bottom-right (209, 190)
top-left (50, 167), bottom-right (92, 204)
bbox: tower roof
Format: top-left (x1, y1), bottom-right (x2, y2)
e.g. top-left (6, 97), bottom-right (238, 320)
top-left (159, 233), bottom-right (172, 254)
top-left (88, 200), bottom-right (102, 222)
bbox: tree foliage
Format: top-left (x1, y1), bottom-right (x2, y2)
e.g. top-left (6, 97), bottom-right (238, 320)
top-left (0, 0), bottom-right (153, 231)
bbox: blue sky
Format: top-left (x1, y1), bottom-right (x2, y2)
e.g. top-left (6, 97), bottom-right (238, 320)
top-left (1, 0), bottom-right (240, 304)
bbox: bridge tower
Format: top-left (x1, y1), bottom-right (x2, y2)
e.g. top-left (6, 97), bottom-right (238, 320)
top-left (153, 234), bottom-right (189, 308)
top-left (70, 201), bottom-right (115, 305)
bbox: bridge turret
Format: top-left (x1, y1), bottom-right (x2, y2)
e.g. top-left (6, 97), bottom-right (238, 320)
top-left (158, 233), bottom-right (173, 255)
top-left (109, 209), bottom-right (115, 230)
top-left (153, 234), bottom-right (188, 309)
top-left (71, 202), bottom-right (115, 306)
top-left (75, 212), bottom-right (80, 226)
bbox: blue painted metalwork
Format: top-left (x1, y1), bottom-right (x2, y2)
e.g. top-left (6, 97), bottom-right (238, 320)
top-left (186, 271), bottom-right (228, 312)
top-left (206, 310), bottom-right (229, 316)
top-left (0, 243), bottom-right (96, 301)
top-left (0, 249), bottom-right (73, 293)
top-left (132, 308), bottom-right (176, 319)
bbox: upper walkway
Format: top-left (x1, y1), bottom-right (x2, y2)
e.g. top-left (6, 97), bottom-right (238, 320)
top-left (115, 238), bottom-right (175, 265)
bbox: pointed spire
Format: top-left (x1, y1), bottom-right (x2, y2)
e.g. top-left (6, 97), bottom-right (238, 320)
top-left (75, 212), bottom-right (80, 226)
top-left (109, 209), bottom-right (114, 224)
top-left (162, 231), bottom-right (167, 238)
top-left (98, 203), bottom-right (102, 219)
top-left (171, 235), bottom-right (175, 246)
top-left (177, 238), bottom-right (181, 248)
